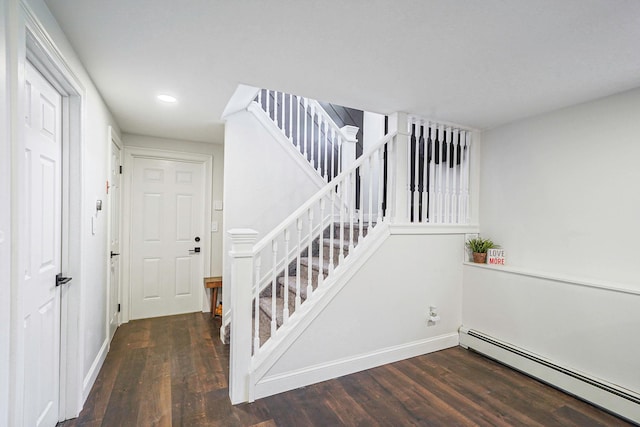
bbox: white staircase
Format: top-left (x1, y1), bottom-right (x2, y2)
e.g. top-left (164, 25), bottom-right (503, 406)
top-left (223, 88), bottom-right (476, 404)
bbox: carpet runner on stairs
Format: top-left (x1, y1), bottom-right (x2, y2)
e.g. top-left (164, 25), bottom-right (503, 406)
top-left (255, 222), bottom-right (372, 348)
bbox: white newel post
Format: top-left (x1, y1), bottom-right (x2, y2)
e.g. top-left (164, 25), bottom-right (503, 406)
top-left (388, 112), bottom-right (410, 222)
top-left (340, 125), bottom-right (359, 172)
top-left (228, 228), bottom-right (258, 404)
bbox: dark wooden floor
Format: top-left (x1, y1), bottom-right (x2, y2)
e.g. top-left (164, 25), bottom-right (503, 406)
top-left (60, 313), bottom-right (632, 427)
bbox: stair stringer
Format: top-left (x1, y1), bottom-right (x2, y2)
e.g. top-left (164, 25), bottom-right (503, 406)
top-left (248, 222), bottom-right (391, 400)
top-left (248, 101), bottom-right (327, 189)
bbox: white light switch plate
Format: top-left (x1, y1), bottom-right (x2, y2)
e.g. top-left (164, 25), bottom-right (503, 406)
top-left (211, 221), bottom-right (218, 232)
top-left (214, 200), bottom-right (223, 211)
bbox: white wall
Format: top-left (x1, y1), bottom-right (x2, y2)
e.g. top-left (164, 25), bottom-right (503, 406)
top-left (223, 109), bottom-right (326, 323)
top-left (463, 265), bottom-right (639, 394)
top-left (463, 88), bottom-right (640, 401)
top-left (7, 0), bottom-right (121, 418)
top-left (478, 88), bottom-right (640, 285)
top-left (262, 232), bottom-right (463, 391)
top-left (122, 134), bottom-right (225, 278)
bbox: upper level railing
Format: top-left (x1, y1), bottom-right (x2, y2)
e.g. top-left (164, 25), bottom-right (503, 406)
top-left (255, 89), bottom-right (358, 182)
top-left (407, 116), bottom-right (472, 224)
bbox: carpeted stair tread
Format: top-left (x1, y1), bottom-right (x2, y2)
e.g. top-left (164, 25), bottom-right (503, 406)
top-left (251, 221), bottom-right (378, 350)
top-left (277, 276), bottom-right (309, 301)
top-left (259, 293), bottom-right (296, 328)
top-left (300, 256), bottom-right (332, 273)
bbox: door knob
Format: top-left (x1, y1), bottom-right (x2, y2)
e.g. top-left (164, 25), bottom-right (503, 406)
top-left (110, 251), bottom-right (120, 258)
top-left (56, 273), bottom-right (72, 287)
top-left (189, 247), bottom-right (201, 254)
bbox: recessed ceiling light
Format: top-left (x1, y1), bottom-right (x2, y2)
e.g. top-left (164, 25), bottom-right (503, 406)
top-left (157, 94), bottom-right (177, 103)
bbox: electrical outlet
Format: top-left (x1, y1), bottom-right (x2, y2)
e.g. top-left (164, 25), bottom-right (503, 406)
top-left (428, 305), bottom-right (441, 324)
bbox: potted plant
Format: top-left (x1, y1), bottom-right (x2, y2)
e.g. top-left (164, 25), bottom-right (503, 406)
top-left (466, 237), bottom-right (496, 264)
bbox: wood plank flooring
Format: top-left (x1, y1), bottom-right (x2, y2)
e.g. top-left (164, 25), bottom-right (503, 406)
top-left (59, 313), bottom-right (633, 426)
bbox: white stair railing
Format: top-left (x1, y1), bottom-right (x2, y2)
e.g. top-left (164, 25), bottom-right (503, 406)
top-left (250, 130), bottom-right (396, 351)
top-left (407, 116), bottom-right (472, 224)
top-left (255, 89), bottom-right (357, 182)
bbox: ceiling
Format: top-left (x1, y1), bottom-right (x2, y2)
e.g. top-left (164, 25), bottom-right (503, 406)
top-left (44, 0), bottom-right (640, 144)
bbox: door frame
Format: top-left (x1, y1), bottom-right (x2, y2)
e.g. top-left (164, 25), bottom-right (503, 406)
top-left (107, 127), bottom-right (123, 340)
top-left (121, 146), bottom-right (213, 323)
top-left (11, 3), bottom-right (85, 423)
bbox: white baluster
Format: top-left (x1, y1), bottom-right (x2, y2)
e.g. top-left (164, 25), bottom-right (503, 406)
top-left (280, 91), bottom-right (285, 132)
top-left (318, 199), bottom-right (325, 287)
top-left (420, 124), bottom-right (428, 223)
top-left (283, 229), bottom-right (290, 322)
top-left (303, 98), bottom-right (309, 159)
top-left (338, 137), bottom-right (343, 176)
top-left (266, 89), bottom-right (271, 121)
top-left (288, 93), bottom-right (293, 141)
top-left (253, 256), bottom-right (261, 353)
top-left (428, 123), bottom-right (436, 223)
top-left (445, 127), bottom-right (452, 224)
top-left (307, 209), bottom-right (314, 298)
top-left (317, 115), bottom-right (322, 174)
top-left (387, 136), bottom-right (396, 220)
top-left (377, 146), bottom-right (384, 224)
top-left (368, 156), bottom-right (373, 230)
top-left (348, 171), bottom-right (355, 251)
top-left (310, 105), bottom-right (316, 168)
top-left (323, 119), bottom-right (329, 180)
top-left (339, 181), bottom-right (345, 263)
top-left (295, 218), bottom-right (302, 309)
top-left (452, 129), bottom-right (459, 224)
top-left (295, 96), bottom-right (301, 149)
top-left (358, 166), bottom-right (364, 240)
top-left (274, 91), bottom-right (279, 127)
top-left (271, 240), bottom-right (278, 337)
top-left (257, 89), bottom-right (262, 108)
top-left (329, 189), bottom-right (335, 274)
top-left (463, 131), bottom-right (471, 224)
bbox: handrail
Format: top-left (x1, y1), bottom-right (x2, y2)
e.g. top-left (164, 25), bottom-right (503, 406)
top-left (306, 98), bottom-right (355, 142)
top-left (252, 131), bottom-right (397, 255)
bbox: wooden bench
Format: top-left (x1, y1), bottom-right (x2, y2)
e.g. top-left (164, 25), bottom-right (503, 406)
top-left (203, 276), bottom-right (222, 318)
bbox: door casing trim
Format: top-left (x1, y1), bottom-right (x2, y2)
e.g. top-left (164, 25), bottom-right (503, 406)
top-left (14, 1), bottom-right (85, 422)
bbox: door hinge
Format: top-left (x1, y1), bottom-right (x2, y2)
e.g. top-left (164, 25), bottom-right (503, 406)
top-left (119, 165), bottom-right (123, 174)
top-left (117, 303), bottom-right (121, 313)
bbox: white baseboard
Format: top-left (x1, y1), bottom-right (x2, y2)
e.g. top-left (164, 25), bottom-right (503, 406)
top-left (459, 327), bottom-right (640, 425)
top-left (253, 332), bottom-right (459, 401)
top-left (82, 339), bottom-right (109, 403)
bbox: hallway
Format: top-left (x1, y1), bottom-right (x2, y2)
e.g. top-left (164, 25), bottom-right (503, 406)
top-left (59, 313), bottom-right (631, 426)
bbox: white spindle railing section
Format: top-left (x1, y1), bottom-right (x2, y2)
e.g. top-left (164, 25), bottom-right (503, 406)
top-left (249, 131), bottom-right (397, 352)
top-left (255, 89), bottom-right (355, 182)
top-left (407, 117), bottom-right (471, 224)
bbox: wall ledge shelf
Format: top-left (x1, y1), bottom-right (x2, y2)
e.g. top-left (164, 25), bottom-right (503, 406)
top-left (463, 262), bottom-right (639, 296)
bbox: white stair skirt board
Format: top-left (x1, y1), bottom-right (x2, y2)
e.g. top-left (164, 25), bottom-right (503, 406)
top-left (253, 333), bottom-right (459, 402)
top-left (459, 327), bottom-right (640, 425)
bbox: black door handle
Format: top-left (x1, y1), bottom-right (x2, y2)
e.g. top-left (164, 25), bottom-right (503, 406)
top-left (110, 251), bottom-right (120, 258)
top-left (56, 273), bottom-right (72, 287)
top-left (189, 247), bottom-right (201, 254)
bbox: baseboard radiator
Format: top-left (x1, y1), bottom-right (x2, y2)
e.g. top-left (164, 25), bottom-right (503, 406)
top-left (459, 327), bottom-right (640, 425)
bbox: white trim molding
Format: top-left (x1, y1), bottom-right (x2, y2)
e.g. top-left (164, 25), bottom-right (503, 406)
top-left (255, 333), bottom-right (459, 401)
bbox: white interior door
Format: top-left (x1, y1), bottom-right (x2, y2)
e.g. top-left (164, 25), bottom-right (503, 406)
top-left (130, 157), bottom-right (205, 319)
top-left (108, 138), bottom-right (122, 340)
top-left (23, 60), bottom-right (62, 427)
